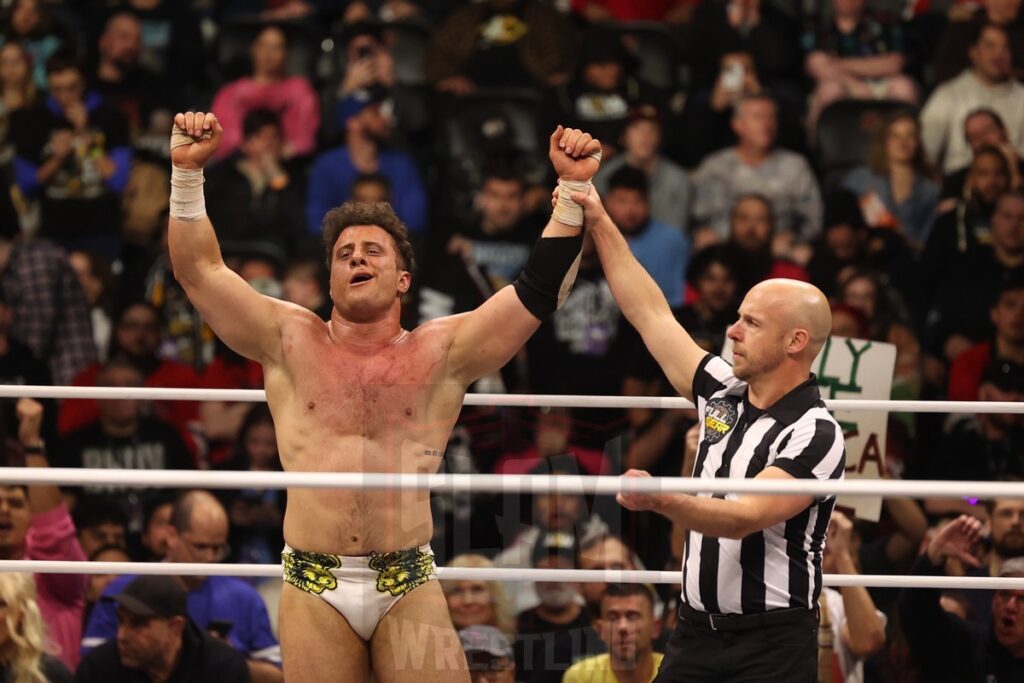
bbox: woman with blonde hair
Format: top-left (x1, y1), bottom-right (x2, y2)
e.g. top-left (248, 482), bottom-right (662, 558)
top-left (440, 554), bottom-right (515, 637)
top-left (0, 572), bottom-right (70, 682)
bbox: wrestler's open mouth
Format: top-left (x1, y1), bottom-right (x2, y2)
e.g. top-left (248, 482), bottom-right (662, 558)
top-left (350, 273), bottom-right (374, 285)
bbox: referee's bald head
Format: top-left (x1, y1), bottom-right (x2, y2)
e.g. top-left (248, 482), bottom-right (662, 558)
top-left (745, 278), bottom-right (831, 360)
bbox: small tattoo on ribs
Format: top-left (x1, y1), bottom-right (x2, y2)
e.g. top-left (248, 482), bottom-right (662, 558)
top-left (424, 449), bottom-right (445, 458)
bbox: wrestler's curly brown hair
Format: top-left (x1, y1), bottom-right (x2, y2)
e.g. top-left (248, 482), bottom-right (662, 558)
top-left (321, 202), bottom-right (416, 275)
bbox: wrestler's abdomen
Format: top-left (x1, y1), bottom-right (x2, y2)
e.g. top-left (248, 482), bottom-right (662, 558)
top-left (267, 320), bottom-right (466, 555)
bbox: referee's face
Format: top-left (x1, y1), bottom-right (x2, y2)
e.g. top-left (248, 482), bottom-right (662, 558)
top-left (728, 290), bottom-right (787, 381)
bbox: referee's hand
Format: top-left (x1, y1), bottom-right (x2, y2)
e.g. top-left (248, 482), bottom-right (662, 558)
top-left (617, 469), bottom-right (662, 512)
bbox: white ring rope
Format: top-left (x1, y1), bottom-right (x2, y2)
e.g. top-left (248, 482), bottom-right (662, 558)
top-left (5, 468), bottom-right (1024, 499)
top-left (0, 560), bottom-right (1020, 591)
top-left (2, 385), bottom-right (1023, 414)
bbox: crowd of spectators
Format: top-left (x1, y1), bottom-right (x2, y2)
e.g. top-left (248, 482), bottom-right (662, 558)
top-left (0, 0), bottom-right (1024, 681)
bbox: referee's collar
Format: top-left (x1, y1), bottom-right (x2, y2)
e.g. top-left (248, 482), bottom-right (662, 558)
top-left (755, 374), bottom-right (823, 426)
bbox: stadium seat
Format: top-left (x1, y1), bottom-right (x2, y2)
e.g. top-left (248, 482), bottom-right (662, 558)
top-left (814, 98), bottom-right (914, 192)
top-left (600, 21), bottom-right (684, 91)
top-left (214, 18), bottom-right (324, 83)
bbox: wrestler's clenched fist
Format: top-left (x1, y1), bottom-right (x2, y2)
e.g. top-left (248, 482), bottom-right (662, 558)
top-left (170, 111), bottom-right (223, 170)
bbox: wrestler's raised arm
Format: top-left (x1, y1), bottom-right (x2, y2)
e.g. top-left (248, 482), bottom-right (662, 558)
top-left (444, 126), bottom-right (600, 385)
top-left (167, 112), bottom-right (292, 365)
top-left (571, 189), bottom-right (708, 403)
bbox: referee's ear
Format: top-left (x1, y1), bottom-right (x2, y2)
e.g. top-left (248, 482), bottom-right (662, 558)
top-left (789, 328), bottom-right (812, 357)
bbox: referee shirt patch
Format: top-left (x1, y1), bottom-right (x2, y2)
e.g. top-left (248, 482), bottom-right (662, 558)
top-left (704, 398), bottom-right (738, 444)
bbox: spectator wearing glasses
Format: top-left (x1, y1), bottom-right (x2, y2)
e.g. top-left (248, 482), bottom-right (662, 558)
top-left (82, 490), bottom-right (283, 683)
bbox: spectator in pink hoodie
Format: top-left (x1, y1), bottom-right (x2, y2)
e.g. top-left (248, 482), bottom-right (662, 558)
top-left (211, 24), bottom-right (320, 160)
top-left (0, 398), bottom-right (87, 670)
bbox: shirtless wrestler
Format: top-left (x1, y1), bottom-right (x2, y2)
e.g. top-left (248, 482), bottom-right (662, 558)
top-left (167, 110), bottom-right (602, 682)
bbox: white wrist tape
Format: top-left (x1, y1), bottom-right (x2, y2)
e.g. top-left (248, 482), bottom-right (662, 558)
top-left (170, 166), bottom-right (206, 221)
top-left (554, 179), bottom-right (591, 227)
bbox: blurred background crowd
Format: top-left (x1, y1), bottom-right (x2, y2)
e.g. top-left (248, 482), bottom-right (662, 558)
top-left (0, 0), bottom-right (1023, 681)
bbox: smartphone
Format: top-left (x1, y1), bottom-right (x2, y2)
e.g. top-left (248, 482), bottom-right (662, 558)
top-left (722, 62), bottom-right (744, 94)
top-left (208, 619), bottom-right (233, 639)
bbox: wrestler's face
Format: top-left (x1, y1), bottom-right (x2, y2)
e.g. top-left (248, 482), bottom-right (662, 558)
top-left (330, 225), bottom-right (410, 323)
top-left (727, 287), bottom-right (788, 382)
top-left (446, 580), bottom-right (495, 629)
top-left (579, 538), bottom-right (634, 606)
top-left (599, 594), bottom-right (659, 665)
top-left (992, 588), bottom-right (1024, 650)
top-left (117, 610), bottom-right (184, 670)
top-left (991, 500), bottom-right (1024, 558)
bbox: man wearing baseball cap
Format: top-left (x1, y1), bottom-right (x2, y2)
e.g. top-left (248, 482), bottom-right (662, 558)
top-left (460, 625), bottom-right (516, 683)
top-left (75, 575), bottom-right (250, 682)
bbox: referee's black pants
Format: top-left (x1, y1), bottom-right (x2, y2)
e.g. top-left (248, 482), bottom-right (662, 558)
top-left (652, 608), bottom-right (818, 682)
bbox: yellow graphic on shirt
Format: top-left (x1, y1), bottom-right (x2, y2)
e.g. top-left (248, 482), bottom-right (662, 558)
top-left (369, 547), bottom-right (436, 597)
top-left (282, 549), bottom-right (341, 595)
top-left (479, 15), bottom-right (528, 46)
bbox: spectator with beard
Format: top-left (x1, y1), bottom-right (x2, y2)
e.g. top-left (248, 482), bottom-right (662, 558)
top-left (595, 106), bottom-right (690, 233)
top-left (211, 25), bottom-right (319, 161)
top-left (955, 495), bottom-right (1024, 629)
top-left (941, 109), bottom-right (1024, 200)
top-left (90, 10), bottom-right (173, 141)
top-left (59, 302), bottom-right (200, 455)
top-left (517, 531), bottom-right (601, 683)
top-left (921, 23), bottom-right (1024, 175)
top-left (678, 245), bottom-right (739, 354)
top-left (900, 516), bottom-right (1024, 682)
top-left (808, 191), bottom-right (870, 297)
top-left (926, 190), bottom-right (1024, 366)
top-left (924, 146), bottom-right (1015, 306)
top-left (949, 276), bottom-right (1024, 401)
top-left (306, 90), bottom-right (426, 234)
top-left (563, 583), bottom-right (663, 683)
top-left (725, 194), bottom-right (809, 295)
top-left (603, 166), bottom-right (689, 307)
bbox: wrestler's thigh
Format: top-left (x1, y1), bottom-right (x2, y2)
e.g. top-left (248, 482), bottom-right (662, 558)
top-left (371, 580), bottom-right (470, 683)
top-left (279, 582), bottom-right (370, 683)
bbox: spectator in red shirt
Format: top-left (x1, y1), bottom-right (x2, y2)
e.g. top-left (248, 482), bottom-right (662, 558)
top-left (58, 302), bottom-right (200, 458)
top-left (949, 274), bottom-right (1024, 400)
top-left (0, 398), bottom-right (87, 670)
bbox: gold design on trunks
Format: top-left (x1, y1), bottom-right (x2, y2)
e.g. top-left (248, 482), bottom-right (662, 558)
top-left (282, 549), bottom-right (341, 595)
top-left (369, 547), bottom-right (436, 597)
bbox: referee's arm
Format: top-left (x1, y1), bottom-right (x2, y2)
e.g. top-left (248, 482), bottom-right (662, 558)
top-left (579, 190), bottom-right (708, 402)
top-left (619, 467), bottom-right (812, 540)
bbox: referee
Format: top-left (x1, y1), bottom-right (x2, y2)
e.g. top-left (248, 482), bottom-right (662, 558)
top-left (567, 187), bottom-right (845, 681)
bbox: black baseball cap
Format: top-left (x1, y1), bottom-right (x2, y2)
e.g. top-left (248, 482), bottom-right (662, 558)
top-left (531, 530), bottom-right (579, 566)
top-left (106, 575), bottom-right (187, 619)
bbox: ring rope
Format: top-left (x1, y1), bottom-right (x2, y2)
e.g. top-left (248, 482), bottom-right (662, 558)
top-left (2, 385), bottom-right (1023, 414)
top-left (5, 468), bottom-right (1023, 499)
top-left (0, 560), bottom-right (1019, 590)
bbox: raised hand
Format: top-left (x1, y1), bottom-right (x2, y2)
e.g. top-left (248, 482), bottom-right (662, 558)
top-left (15, 398), bottom-right (43, 448)
top-left (928, 514), bottom-right (983, 567)
top-left (171, 111), bottom-right (223, 170)
top-left (549, 125), bottom-right (601, 182)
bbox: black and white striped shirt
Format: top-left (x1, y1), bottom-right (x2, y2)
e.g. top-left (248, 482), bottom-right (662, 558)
top-left (681, 355), bottom-right (846, 615)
